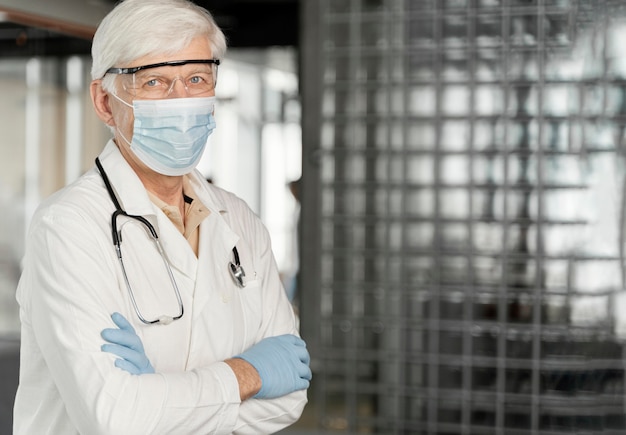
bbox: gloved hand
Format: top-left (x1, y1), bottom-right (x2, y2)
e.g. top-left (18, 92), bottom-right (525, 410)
top-left (101, 312), bottom-right (155, 375)
top-left (235, 334), bottom-right (312, 399)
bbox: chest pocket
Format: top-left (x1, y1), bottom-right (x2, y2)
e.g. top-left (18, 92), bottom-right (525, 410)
top-left (190, 238), bottom-right (265, 359)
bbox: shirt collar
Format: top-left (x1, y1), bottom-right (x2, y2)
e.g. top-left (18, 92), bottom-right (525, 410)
top-left (146, 175), bottom-right (210, 237)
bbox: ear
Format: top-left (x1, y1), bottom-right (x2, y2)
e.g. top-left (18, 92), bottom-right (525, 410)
top-left (90, 80), bottom-right (116, 127)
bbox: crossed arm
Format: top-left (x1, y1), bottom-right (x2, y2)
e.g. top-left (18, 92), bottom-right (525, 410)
top-left (101, 312), bottom-right (312, 400)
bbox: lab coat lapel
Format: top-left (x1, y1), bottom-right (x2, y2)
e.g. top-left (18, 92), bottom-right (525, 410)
top-left (97, 141), bottom-right (154, 217)
top-left (193, 208), bottom-right (239, 312)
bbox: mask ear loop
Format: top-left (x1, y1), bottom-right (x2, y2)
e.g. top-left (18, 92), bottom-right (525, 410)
top-left (110, 90), bottom-right (133, 108)
top-left (108, 91), bottom-right (135, 147)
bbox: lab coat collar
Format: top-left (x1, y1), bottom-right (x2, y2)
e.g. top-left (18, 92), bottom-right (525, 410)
top-left (96, 140), bottom-right (237, 226)
top-left (96, 140), bottom-right (156, 219)
top-left (185, 170), bottom-right (240, 257)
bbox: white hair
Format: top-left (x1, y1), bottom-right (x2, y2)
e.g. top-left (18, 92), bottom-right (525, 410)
top-left (91, 0), bottom-right (227, 92)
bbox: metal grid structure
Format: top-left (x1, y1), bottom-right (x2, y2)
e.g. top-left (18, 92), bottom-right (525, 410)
top-left (300, 0), bottom-right (626, 433)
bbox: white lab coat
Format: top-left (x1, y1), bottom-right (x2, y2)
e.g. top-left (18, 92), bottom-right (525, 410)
top-left (13, 141), bottom-right (307, 435)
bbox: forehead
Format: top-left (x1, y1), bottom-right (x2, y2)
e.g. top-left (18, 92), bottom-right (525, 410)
top-left (126, 36), bottom-right (213, 69)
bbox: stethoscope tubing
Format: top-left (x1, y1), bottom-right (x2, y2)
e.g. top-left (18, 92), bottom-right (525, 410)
top-left (95, 157), bottom-right (246, 325)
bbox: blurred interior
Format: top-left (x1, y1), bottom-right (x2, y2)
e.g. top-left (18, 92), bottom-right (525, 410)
top-left (0, 0), bottom-right (304, 432)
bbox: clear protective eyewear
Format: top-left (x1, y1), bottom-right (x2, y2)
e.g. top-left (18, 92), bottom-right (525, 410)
top-left (105, 59), bottom-right (220, 99)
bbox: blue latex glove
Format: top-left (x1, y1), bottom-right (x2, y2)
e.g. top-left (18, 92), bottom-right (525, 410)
top-left (235, 334), bottom-right (312, 399)
top-left (101, 312), bottom-right (155, 375)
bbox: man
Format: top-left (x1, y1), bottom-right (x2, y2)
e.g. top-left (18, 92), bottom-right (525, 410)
top-left (13, 0), bottom-right (311, 433)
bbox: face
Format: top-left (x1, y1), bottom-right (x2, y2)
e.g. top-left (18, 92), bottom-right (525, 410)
top-left (90, 36), bottom-right (215, 178)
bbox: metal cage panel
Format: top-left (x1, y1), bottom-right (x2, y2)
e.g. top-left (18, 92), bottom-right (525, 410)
top-left (300, 0), bottom-right (626, 433)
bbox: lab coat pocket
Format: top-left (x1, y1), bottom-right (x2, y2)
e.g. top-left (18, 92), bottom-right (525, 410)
top-left (237, 278), bottom-right (263, 346)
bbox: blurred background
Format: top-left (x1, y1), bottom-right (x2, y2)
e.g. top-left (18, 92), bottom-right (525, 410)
top-left (2, 0), bottom-right (626, 434)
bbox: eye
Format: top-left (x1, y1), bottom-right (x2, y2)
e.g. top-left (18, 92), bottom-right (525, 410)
top-left (136, 74), bottom-right (166, 89)
top-left (188, 75), bottom-right (203, 85)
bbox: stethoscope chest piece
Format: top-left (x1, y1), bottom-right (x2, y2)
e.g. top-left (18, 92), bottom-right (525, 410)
top-left (229, 243), bottom-right (246, 288)
top-left (229, 261), bottom-right (246, 288)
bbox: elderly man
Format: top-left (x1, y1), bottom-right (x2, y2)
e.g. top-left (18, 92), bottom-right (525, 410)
top-left (13, 0), bottom-right (310, 433)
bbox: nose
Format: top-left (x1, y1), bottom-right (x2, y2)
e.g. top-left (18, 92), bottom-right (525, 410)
top-left (166, 77), bottom-right (190, 97)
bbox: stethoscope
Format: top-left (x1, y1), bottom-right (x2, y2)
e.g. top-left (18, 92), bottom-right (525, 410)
top-left (95, 158), bottom-right (246, 325)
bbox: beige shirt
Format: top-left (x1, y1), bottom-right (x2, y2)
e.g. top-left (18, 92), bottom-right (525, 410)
top-left (147, 176), bottom-right (210, 256)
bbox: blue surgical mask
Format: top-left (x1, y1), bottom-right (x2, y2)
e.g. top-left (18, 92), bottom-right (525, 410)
top-left (114, 95), bottom-right (216, 176)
